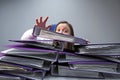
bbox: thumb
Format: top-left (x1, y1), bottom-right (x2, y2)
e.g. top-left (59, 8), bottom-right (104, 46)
top-left (46, 25), bottom-right (52, 30)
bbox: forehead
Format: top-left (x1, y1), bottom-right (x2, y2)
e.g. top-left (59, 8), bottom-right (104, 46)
top-left (56, 23), bottom-right (70, 29)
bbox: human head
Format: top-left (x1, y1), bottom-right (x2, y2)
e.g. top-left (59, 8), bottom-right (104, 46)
top-left (55, 21), bottom-right (74, 36)
top-left (54, 21), bottom-right (74, 51)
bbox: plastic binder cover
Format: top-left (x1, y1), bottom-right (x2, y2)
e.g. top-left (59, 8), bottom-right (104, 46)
top-left (102, 73), bottom-right (120, 79)
top-left (0, 62), bottom-right (28, 71)
top-left (68, 61), bottom-right (119, 74)
top-left (51, 64), bottom-right (103, 78)
top-left (9, 40), bottom-right (64, 51)
top-left (33, 27), bottom-right (88, 45)
top-left (58, 53), bottom-right (111, 63)
top-left (75, 44), bottom-right (120, 63)
top-left (2, 48), bottom-right (58, 62)
top-left (77, 44), bottom-right (120, 55)
top-left (0, 75), bottom-right (21, 80)
top-left (0, 55), bottom-right (51, 71)
top-left (0, 62), bottom-right (44, 80)
top-left (0, 69), bottom-right (45, 80)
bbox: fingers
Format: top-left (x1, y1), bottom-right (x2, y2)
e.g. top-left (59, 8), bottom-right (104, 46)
top-left (35, 16), bottom-right (49, 28)
top-left (40, 16), bottom-right (42, 23)
top-left (44, 16), bottom-right (49, 23)
top-left (36, 16), bottom-right (49, 23)
top-left (35, 19), bottom-right (39, 25)
top-left (39, 16), bottom-right (48, 23)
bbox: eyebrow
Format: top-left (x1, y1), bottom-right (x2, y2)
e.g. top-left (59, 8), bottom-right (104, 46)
top-left (63, 27), bottom-right (70, 31)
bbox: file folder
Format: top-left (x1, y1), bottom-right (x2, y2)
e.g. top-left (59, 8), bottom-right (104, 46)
top-left (2, 48), bottom-right (58, 62)
top-left (0, 56), bottom-right (51, 71)
top-left (51, 64), bottom-right (104, 78)
top-left (33, 27), bottom-right (88, 45)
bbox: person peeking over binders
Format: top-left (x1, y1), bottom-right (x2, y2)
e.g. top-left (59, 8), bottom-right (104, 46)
top-left (21, 16), bottom-right (75, 51)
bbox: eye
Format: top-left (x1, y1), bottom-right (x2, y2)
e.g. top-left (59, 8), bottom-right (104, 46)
top-left (64, 30), bottom-right (68, 33)
top-left (56, 29), bottom-right (60, 32)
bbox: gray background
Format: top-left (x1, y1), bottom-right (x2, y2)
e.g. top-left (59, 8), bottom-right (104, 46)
top-left (0, 0), bottom-right (120, 51)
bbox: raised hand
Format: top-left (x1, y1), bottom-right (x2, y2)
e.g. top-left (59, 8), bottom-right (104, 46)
top-left (35, 16), bottom-right (50, 29)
